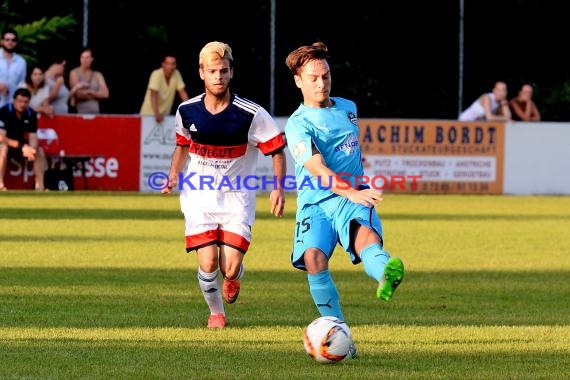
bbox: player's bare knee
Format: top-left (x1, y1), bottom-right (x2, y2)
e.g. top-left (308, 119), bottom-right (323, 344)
top-left (221, 264), bottom-right (241, 280)
top-left (199, 259), bottom-right (219, 273)
top-left (304, 248), bottom-right (328, 273)
top-left (352, 225), bottom-right (382, 253)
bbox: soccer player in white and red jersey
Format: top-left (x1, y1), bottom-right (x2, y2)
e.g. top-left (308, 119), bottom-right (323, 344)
top-left (161, 41), bottom-right (286, 329)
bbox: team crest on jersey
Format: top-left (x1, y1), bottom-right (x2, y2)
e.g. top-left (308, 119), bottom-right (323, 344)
top-left (348, 112), bottom-right (357, 125)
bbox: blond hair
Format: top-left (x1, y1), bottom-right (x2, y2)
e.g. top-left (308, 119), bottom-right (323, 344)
top-left (199, 41), bottom-right (233, 67)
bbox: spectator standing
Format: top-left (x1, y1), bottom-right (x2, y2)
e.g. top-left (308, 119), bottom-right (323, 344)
top-left (459, 81), bottom-right (511, 121)
top-left (509, 83), bottom-right (541, 121)
top-left (19, 65), bottom-right (54, 118)
top-left (0, 29), bottom-right (27, 108)
top-left (0, 88), bottom-right (47, 191)
top-left (140, 54), bottom-right (189, 123)
top-left (69, 47), bottom-right (109, 114)
top-left (44, 57), bottom-right (71, 114)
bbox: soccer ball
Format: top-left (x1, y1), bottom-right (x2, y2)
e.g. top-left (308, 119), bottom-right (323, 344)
top-left (303, 316), bottom-right (353, 364)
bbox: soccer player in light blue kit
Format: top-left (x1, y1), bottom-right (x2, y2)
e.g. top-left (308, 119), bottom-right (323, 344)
top-left (284, 42), bottom-right (404, 356)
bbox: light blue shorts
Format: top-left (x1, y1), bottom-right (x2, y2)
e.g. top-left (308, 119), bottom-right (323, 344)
top-left (290, 195), bottom-right (383, 270)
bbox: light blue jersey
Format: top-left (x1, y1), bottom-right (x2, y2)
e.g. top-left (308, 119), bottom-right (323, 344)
top-left (283, 48), bottom-right (403, 321)
top-left (285, 97), bottom-right (364, 206)
top-left (285, 96), bottom-right (383, 270)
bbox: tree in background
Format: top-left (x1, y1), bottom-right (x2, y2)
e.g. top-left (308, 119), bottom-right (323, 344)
top-left (1, 0), bottom-right (76, 68)
top-left (2, 0), bottom-right (570, 120)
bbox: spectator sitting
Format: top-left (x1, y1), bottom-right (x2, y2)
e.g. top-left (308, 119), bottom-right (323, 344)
top-left (0, 87), bottom-right (47, 191)
top-left (509, 83), bottom-right (541, 121)
top-left (459, 81), bottom-right (511, 121)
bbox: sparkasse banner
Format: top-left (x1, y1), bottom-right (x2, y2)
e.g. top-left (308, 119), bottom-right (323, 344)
top-left (38, 115), bottom-right (141, 191)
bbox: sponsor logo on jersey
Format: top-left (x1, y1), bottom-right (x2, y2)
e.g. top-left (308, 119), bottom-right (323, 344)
top-left (334, 133), bottom-right (359, 155)
top-left (189, 142), bottom-right (246, 158)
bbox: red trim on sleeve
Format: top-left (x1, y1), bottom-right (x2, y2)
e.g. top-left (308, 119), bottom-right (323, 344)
top-left (176, 133), bottom-right (190, 146)
top-left (258, 134), bottom-right (286, 155)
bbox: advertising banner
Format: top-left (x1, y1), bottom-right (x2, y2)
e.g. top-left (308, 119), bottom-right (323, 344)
top-left (139, 116), bottom-right (178, 192)
top-left (38, 115), bottom-right (141, 191)
top-left (4, 115), bottom-right (507, 195)
top-left (359, 119), bottom-right (505, 194)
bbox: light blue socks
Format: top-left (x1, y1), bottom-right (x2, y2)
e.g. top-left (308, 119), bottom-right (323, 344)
top-left (308, 270), bottom-right (344, 320)
top-left (360, 243), bottom-right (390, 281)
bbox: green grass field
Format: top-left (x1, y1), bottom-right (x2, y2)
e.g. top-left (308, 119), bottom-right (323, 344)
top-left (1, 191), bottom-right (570, 379)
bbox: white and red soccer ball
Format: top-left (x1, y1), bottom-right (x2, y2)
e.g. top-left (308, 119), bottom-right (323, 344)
top-left (303, 316), bottom-right (353, 364)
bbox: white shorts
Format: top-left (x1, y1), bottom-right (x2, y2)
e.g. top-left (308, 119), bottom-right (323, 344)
top-left (180, 189), bottom-right (255, 253)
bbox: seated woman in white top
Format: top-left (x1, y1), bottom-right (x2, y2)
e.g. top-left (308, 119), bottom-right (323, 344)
top-left (459, 81), bottom-right (512, 121)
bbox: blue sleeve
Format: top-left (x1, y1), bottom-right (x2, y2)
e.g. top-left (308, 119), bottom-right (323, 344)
top-left (285, 117), bottom-right (315, 168)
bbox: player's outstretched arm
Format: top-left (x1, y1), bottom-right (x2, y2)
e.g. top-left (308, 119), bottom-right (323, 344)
top-left (161, 145), bottom-right (188, 194)
top-left (304, 153), bottom-right (383, 208)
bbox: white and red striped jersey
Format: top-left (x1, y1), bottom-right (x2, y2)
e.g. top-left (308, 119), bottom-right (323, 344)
top-left (175, 93), bottom-right (285, 226)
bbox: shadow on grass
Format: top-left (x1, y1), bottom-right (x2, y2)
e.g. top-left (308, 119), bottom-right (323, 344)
top-left (0, 208), bottom-right (181, 220)
top-left (3, 208), bottom-right (570, 221)
top-left (0, 234), bottom-right (174, 243)
top-left (258, 211), bottom-right (570, 221)
top-left (1, 268), bottom-right (569, 328)
top-left (0, 344), bottom-right (566, 380)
